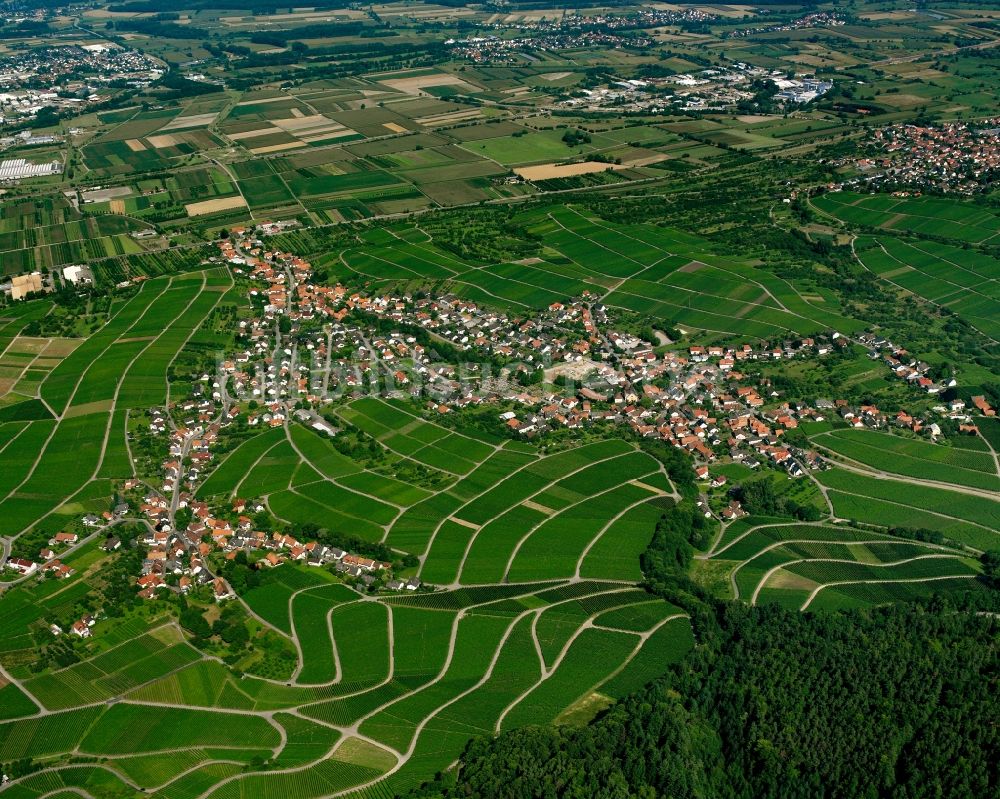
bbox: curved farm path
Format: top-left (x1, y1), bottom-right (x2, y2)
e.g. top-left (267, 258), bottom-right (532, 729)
top-left (443, 445), bottom-right (652, 585)
top-left (574, 466), bottom-right (676, 579)
top-left (91, 273), bottom-right (213, 485)
top-left (704, 519), bottom-right (834, 560)
top-left (288, 589), bottom-right (349, 686)
top-left (498, 606), bottom-right (688, 733)
top-left (3, 270), bottom-right (228, 540)
top-left (0, 279), bottom-right (174, 514)
top-left (749, 553), bottom-right (971, 606)
top-left (821, 485), bottom-right (996, 545)
top-left (187, 586), bottom-right (637, 799)
top-left (163, 269), bottom-right (234, 409)
top-left (812, 439), bottom-right (1000, 501)
top-left (550, 209), bottom-right (809, 333)
top-left (730, 537), bottom-right (965, 602)
top-left (545, 209), bottom-right (813, 330)
top-left (799, 573), bottom-right (979, 611)
top-left (282, 419), bottom-right (409, 518)
top-left (979, 430), bottom-right (1000, 478)
top-left (500, 469), bottom-right (661, 583)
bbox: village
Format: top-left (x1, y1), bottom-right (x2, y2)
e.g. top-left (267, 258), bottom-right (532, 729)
top-left (843, 120), bottom-right (1000, 195)
top-left (0, 43), bottom-right (162, 126)
top-left (445, 7), bottom-right (715, 63)
top-left (724, 10), bottom-right (847, 38)
top-left (3, 222), bottom-right (990, 622)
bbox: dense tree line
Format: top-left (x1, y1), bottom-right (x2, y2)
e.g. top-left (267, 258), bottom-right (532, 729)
top-left (401, 454), bottom-right (998, 799)
top-left (733, 476), bottom-right (823, 521)
top-left (410, 592), bottom-right (998, 799)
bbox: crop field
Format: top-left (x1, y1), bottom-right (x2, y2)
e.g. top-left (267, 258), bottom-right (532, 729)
top-left (0, 269), bottom-right (230, 538)
top-left (853, 235), bottom-right (1000, 340)
top-left (0, 3), bottom-right (997, 794)
top-left (817, 481), bottom-right (999, 551)
top-left (0, 209), bottom-right (148, 277)
top-left (699, 517), bottom-right (982, 610)
top-left (331, 204), bottom-right (862, 339)
top-left (186, 398), bottom-right (675, 591)
top-left (335, 397), bottom-right (497, 475)
top-left (757, 556), bottom-right (981, 611)
top-left (811, 428), bottom-right (1000, 493)
top-left (811, 192), bottom-right (1000, 245)
top-left (0, 569), bottom-right (692, 797)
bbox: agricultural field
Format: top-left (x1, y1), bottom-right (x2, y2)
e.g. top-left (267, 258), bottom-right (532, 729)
top-left (0, 573), bottom-right (695, 798)
top-left (0, 2), bottom-right (997, 796)
top-left (700, 519), bottom-right (986, 611)
top-left (328, 203), bottom-right (862, 340)
top-left (0, 323), bottom-right (700, 798)
top-left (811, 428), bottom-right (1000, 493)
top-left (197, 398), bottom-right (677, 585)
top-left (852, 235), bottom-right (1000, 340)
top-left (0, 267), bottom-right (232, 538)
top-left (811, 192), bottom-right (1000, 246)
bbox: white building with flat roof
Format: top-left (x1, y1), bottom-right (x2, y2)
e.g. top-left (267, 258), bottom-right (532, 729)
top-left (0, 158), bottom-right (62, 180)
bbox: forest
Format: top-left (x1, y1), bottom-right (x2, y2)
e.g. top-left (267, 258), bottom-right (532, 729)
top-left (410, 591), bottom-right (999, 799)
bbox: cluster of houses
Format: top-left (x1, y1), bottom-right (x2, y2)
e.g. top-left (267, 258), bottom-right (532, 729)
top-left (859, 332), bottom-right (953, 395)
top-left (208, 227), bottom-right (994, 493)
top-left (445, 7), bottom-right (715, 63)
top-left (499, 339), bottom-right (843, 477)
top-left (0, 43), bottom-right (162, 128)
top-left (4, 530), bottom-right (84, 582)
top-left (129, 478), bottom-right (420, 599)
top-left (71, 222), bottom-right (987, 606)
top-left (852, 120), bottom-right (1000, 195)
top-left (726, 11), bottom-right (846, 38)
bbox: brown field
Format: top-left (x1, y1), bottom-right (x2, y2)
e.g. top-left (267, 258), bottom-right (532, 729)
top-left (298, 129), bottom-right (359, 143)
top-left (515, 161), bottom-right (616, 181)
top-left (227, 127), bottom-right (278, 141)
top-left (272, 114), bottom-right (337, 132)
top-left (161, 112), bottom-right (218, 131)
top-left (7, 337), bottom-right (50, 354)
top-left (146, 134), bottom-right (178, 148)
top-left (82, 186), bottom-right (131, 202)
top-left (416, 109), bottom-right (482, 126)
top-left (622, 153), bottom-right (670, 167)
top-left (64, 399), bottom-right (115, 418)
top-left (383, 122), bottom-right (407, 133)
top-left (125, 139), bottom-right (146, 152)
top-left (249, 142), bottom-right (306, 154)
top-left (42, 339), bottom-right (83, 357)
top-left (379, 73), bottom-right (474, 95)
top-left (235, 95), bottom-right (292, 107)
top-left (110, 199), bottom-right (126, 214)
top-left (765, 568), bottom-right (821, 592)
top-left (185, 196), bottom-right (248, 216)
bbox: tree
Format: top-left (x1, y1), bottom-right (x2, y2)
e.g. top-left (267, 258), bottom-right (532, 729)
top-left (179, 607), bottom-right (211, 640)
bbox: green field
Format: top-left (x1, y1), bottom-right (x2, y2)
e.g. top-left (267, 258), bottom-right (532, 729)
top-left (0, 10), bottom-right (997, 796)
top-left (812, 428), bottom-right (1000, 493)
top-left (332, 204), bottom-right (862, 338)
top-left (812, 192), bottom-right (1000, 245)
